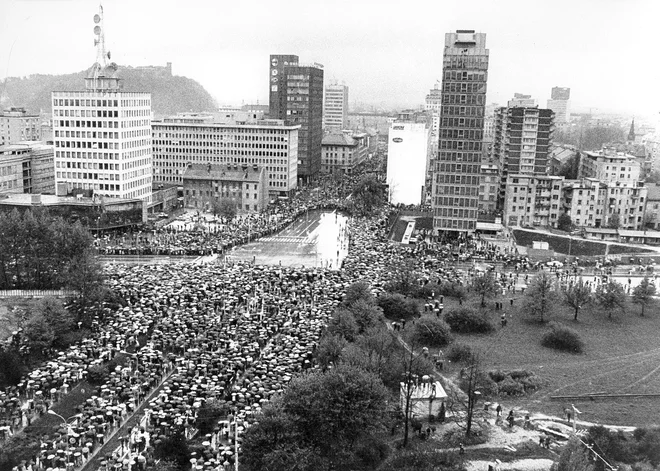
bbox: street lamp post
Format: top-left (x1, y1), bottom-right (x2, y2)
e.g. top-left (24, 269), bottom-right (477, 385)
top-left (47, 411), bottom-right (81, 469)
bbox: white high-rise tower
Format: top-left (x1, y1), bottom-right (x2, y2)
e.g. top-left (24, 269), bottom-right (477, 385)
top-left (52, 5), bottom-right (153, 202)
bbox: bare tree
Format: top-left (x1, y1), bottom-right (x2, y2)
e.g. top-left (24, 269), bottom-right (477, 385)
top-left (445, 352), bottom-right (488, 438)
top-left (523, 272), bottom-right (556, 322)
top-left (563, 278), bottom-right (592, 321)
top-left (471, 273), bottom-right (499, 307)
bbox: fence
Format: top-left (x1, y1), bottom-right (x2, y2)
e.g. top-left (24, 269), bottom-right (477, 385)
top-left (0, 289), bottom-right (75, 298)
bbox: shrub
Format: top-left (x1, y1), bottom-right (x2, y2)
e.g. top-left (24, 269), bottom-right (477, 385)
top-left (542, 322), bottom-right (584, 353)
top-left (411, 318), bottom-right (452, 348)
top-left (377, 293), bottom-right (420, 321)
top-left (498, 376), bottom-right (525, 396)
top-left (415, 282), bottom-right (441, 300)
top-left (509, 369), bottom-right (534, 380)
top-left (445, 307), bottom-right (495, 334)
top-left (445, 343), bottom-right (473, 363)
top-left (437, 281), bottom-right (467, 300)
top-left (488, 370), bottom-right (507, 383)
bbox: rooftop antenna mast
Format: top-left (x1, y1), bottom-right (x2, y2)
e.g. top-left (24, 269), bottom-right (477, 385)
top-left (91, 5), bottom-right (109, 86)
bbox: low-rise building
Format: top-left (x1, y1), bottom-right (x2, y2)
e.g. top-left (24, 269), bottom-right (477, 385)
top-left (579, 148), bottom-right (641, 184)
top-left (502, 174), bottom-right (564, 227)
top-left (0, 107), bottom-right (41, 145)
top-left (320, 131), bottom-right (368, 175)
top-left (0, 142), bottom-right (55, 195)
top-left (643, 183), bottom-right (660, 229)
top-left (182, 163), bottom-right (267, 213)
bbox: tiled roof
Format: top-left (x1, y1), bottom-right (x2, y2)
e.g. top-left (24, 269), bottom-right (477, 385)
top-left (322, 133), bottom-right (357, 147)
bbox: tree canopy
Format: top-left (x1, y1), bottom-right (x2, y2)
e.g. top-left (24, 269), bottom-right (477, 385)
top-left (241, 364), bottom-right (389, 471)
top-left (632, 277), bottom-right (656, 316)
top-left (0, 209), bottom-right (101, 290)
top-left (523, 272), bottom-right (556, 322)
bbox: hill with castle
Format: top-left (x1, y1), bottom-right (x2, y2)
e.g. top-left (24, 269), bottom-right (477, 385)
top-left (0, 63), bottom-right (217, 118)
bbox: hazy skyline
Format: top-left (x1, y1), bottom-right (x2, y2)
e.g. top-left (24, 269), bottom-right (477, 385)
top-left (1, 0), bottom-right (659, 121)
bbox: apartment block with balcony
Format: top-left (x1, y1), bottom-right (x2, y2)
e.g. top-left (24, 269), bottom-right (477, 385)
top-left (502, 174), bottom-right (564, 227)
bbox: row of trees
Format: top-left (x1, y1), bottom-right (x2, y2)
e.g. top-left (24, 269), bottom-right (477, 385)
top-left (471, 271), bottom-right (657, 323)
top-left (522, 273), bottom-right (656, 321)
top-left (0, 209), bottom-right (102, 291)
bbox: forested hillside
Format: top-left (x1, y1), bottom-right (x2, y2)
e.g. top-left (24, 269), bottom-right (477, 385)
top-left (0, 64), bottom-right (217, 117)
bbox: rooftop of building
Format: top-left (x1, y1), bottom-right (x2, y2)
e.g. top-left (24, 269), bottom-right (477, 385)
top-left (0, 193), bottom-right (141, 207)
top-left (584, 148), bottom-right (637, 160)
top-left (0, 141), bottom-right (53, 153)
top-left (153, 114), bottom-right (299, 130)
top-left (182, 164), bottom-right (264, 182)
top-left (322, 133), bottom-right (357, 147)
top-left (1, 107), bottom-right (39, 118)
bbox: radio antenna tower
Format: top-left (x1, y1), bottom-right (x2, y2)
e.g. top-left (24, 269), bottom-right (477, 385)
top-left (87, 5), bottom-right (118, 91)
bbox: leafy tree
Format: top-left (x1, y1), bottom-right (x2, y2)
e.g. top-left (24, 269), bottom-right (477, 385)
top-left (241, 364), bottom-right (389, 470)
top-left (326, 309), bottom-right (359, 342)
top-left (563, 278), bottom-right (592, 321)
top-left (471, 273), bottom-right (499, 307)
top-left (554, 437), bottom-right (595, 471)
top-left (352, 174), bottom-right (385, 215)
top-left (595, 280), bottom-right (626, 319)
top-left (646, 170), bottom-right (660, 184)
top-left (557, 213), bottom-right (573, 232)
top-left (377, 293), bottom-right (420, 321)
top-left (211, 197), bottom-right (237, 222)
top-left (314, 334), bottom-right (347, 371)
top-left (557, 153), bottom-right (580, 180)
top-left (23, 313), bottom-right (55, 352)
top-left (632, 277), bottom-right (656, 316)
top-left (29, 297), bottom-right (74, 347)
top-left (346, 300), bottom-right (384, 334)
top-left (343, 281), bottom-right (375, 307)
top-left (411, 317), bottom-right (452, 347)
top-left (523, 272), bottom-right (556, 322)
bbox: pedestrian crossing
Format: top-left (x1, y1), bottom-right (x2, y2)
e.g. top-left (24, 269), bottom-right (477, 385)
top-left (258, 236), bottom-right (315, 244)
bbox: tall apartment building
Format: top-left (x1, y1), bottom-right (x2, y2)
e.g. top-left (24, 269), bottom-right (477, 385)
top-left (0, 107), bottom-right (41, 145)
top-left (432, 30), bottom-right (489, 235)
top-left (52, 6), bottom-right (152, 203)
top-left (269, 55), bottom-right (324, 183)
top-left (152, 114), bottom-right (299, 197)
top-left (494, 106), bottom-right (554, 208)
top-left (546, 86), bottom-right (570, 125)
top-left (323, 83), bottom-right (348, 130)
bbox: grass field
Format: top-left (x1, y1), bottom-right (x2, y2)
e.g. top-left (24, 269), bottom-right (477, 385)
top-left (513, 229), bottom-right (656, 257)
top-left (419, 291), bottom-right (660, 428)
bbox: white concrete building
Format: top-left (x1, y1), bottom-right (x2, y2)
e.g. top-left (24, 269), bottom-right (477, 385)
top-left (152, 115), bottom-right (299, 197)
top-left (323, 83), bottom-right (349, 131)
top-left (387, 121), bottom-right (431, 205)
top-left (52, 6), bottom-right (152, 203)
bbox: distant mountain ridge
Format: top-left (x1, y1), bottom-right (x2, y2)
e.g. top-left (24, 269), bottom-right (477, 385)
top-left (0, 63), bottom-right (217, 118)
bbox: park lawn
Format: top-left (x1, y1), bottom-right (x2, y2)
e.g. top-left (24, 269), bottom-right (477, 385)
top-left (414, 291), bottom-right (660, 428)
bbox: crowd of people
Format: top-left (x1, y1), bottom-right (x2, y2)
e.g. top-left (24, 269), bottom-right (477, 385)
top-left (4, 156), bottom-right (589, 471)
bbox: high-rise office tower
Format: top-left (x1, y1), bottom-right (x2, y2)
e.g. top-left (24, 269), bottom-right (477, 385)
top-left (546, 86), bottom-right (570, 124)
top-left (323, 83), bottom-right (348, 131)
top-left (52, 6), bottom-right (152, 202)
top-left (432, 30), bottom-right (489, 235)
top-left (269, 55), bottom-right (324, 183)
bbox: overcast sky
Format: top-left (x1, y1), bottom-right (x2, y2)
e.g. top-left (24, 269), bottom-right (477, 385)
top-left (1, 0), bottom-right (659, 121)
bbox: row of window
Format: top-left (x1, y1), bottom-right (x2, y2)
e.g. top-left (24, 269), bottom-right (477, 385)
top-left (53, 98), bottom-right (150, 107)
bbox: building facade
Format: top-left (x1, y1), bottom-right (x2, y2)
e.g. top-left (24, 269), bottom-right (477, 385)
top-left (387, 120), bottom-right (432, 206)
top-left (503, 174), bottom-right (564, 228)
top-left (321, 131), bottom-right (367, 175)
top-left (52, 7), bottom-right (152, 203)
top-left (546, 86), bottom-right (571, 125)
top-left (151, 115), bottom-right (299, 197)
top-left (182, 163), bottom-right (268, 213)
top-left (269, 55), bottom-right (324, 182)
top-left (0, 107), bottom-right (41, 146)
top-left (323, 83), bottom-right (349, 131)
top-left (0, 142), bottom-right (55, 195)
top-left (578, 148), bottom-right (641, 184)
top-left (432, 30), bottom-right (489, 234)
